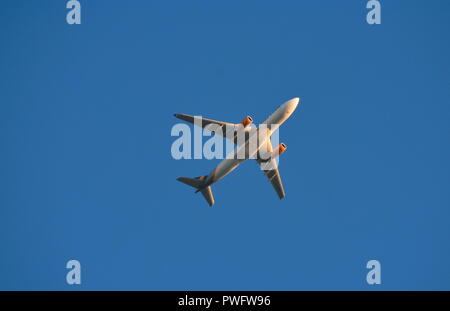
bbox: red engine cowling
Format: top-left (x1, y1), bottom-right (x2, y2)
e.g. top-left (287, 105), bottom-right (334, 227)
top-left (272, 143), bottom-right (287, 158)
top-left (240, 116), bottom-right (253, 127)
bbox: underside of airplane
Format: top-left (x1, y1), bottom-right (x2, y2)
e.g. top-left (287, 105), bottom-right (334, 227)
top-left (174, 97), bottom-right (299, 206)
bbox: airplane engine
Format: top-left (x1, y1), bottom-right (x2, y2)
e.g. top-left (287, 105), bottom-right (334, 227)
top-left (272, 143), bottom-right (287, 158)
top-left (240, 116), bottom-right (253, 127)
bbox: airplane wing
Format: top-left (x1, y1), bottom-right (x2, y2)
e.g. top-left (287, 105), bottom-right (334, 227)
top-left (174, 114), bottom-right (239, 139)
top-left (256, 139), bottom-right (285, 199)
top-left (174, 113), bottom-right (254, 145)
top-left (262, 168), bottom-right (285, 199)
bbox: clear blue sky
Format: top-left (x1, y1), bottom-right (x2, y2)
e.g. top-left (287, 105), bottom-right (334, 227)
top-left (1, 1), bottom-right (449, 290)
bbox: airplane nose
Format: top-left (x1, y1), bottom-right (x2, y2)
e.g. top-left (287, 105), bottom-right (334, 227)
top-left (289, 97), bottom-right (299, 110)
top-left (283, 97), bottom-right (300, 112)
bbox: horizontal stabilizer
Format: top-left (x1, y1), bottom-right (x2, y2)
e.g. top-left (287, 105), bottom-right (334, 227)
top-left (177, 176), bottom-right (205, 189)
top-left (200, 186), bottom-right (215, 207)
top-left (176, 176), bottom-right (215, 206)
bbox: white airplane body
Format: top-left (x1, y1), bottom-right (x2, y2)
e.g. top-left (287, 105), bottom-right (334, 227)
top-left (175, 97), bottom-right (299, 206)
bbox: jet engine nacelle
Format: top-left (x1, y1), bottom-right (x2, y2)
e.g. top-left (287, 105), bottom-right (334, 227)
top-left (272, 143), bottom-right (287, 158)
top-left (240, 116), bottom-right (253, 127)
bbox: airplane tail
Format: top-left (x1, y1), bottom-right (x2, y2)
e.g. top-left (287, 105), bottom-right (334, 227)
top-left (176, 176), bottom-right (215, 207)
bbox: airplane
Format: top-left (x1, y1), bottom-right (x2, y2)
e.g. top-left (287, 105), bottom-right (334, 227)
top-left (174, 97), bottom-right (300, 206)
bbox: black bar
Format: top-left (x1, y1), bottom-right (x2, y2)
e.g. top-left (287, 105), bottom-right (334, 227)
top-left (0, 291), bottom-right (448, 309)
